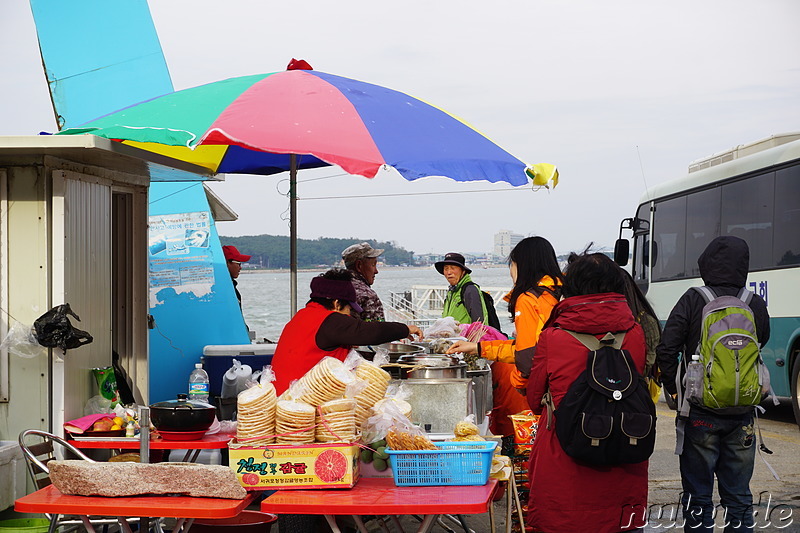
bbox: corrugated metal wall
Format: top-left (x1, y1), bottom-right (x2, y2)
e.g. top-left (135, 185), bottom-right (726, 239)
top-left (61, 172), bottom-right (113, 421)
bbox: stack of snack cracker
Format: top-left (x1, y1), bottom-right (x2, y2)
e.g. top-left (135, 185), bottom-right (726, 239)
top-left (315, 398), bottom-right (357, 443)
top-left (236, 383), bottom-right (277, 445)
top-left (289, 357), bottom-right (355, 406)
top-left (275, 399), bottom-right (316, 444)
top-left (353, 361), bottom-right (391, 430)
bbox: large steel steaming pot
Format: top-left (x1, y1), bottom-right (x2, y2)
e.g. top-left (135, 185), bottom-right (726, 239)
top-left (356, 342), bottom-right (422, 363)
top-left (397, 354), bottom-right (467, 379)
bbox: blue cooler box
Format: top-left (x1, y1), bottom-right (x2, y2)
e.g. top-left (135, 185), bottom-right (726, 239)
top-left (201, 344), bottom-right (277, 397)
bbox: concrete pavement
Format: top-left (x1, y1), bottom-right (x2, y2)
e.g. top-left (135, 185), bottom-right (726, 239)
top-left (359, 399), bottom-right (800, 532)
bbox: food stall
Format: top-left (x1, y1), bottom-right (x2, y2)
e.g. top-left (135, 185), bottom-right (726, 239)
top-left (0, 135), bottom-right (213, 478)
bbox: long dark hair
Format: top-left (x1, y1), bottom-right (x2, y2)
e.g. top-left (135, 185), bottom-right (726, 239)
top-left (620, 269), bottom-right (660, 329)
top-left (507, 236), bottom-right (564, 316)
top-left (562, 251), bottom-right (625, 298)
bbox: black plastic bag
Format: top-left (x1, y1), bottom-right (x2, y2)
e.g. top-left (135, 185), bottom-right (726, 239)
top-left (33, 303), bottom-right (93, 352)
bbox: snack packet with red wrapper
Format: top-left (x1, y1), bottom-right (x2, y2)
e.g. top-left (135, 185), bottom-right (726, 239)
top-left (509, 410), bottom-right (540, 456)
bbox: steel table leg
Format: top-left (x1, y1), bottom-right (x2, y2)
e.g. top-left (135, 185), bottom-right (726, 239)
top-left (324, 515), bottom-right (342, 533)
top-left (417, 514), bottom-right (439, 533)
top-left (352, 515), bottom-right (370, 533)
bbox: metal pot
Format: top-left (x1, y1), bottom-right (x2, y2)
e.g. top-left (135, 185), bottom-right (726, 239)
top-left (356, 342), bottom-right (423, 362)
top-left (410, 341), bottom-right (434, 354)
top-left (149, 394), bottom-right (216, 432)
top-left (397, 354), bottom-right (467, 379)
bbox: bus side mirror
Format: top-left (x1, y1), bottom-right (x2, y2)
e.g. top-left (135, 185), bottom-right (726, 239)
top-left (614, 239), bottom-right (629, 266)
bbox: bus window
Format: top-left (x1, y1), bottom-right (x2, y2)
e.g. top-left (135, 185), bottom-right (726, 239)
top-left (685, 187), bottom-right (721, 277)
top-left (721, 173), bottom-right (774, 270)
top-left (774, 165), bottom-right (800, 266)
top-left (652, 196), bottom-right (687, 281)
top-left (631, 204), bottom-right (650, 287)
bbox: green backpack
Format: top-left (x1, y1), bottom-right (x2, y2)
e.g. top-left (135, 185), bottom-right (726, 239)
top-left (681, 287), bottom-right (766, 415)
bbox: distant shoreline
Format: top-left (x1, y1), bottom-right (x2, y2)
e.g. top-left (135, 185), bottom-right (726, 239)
top-left (240, 264), bottom-right (509, 274)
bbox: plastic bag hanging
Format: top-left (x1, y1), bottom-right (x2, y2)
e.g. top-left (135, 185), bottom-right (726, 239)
top-left (33, 303), bottom-right (93, 352)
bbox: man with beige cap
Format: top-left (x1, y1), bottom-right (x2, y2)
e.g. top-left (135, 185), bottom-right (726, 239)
top-left (342, 242), bottom-right (385, 321)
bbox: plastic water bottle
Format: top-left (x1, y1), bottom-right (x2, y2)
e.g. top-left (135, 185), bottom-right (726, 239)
top-left (685, 354), bottom-right (704, 402)
top-left (189, 363), bottom-right (210, 404)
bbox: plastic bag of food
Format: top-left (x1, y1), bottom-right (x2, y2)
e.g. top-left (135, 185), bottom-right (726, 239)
top-left (33, 303), bottom-right (93, 352)
top-left (449, 414), bottom-right (484, 442)
top-left (424, 317), bottom-right (461, 338)
top-left (281, 356), bottom-right (355, 406)
top-left (510, 410), bottom-right (540, 456)
top-left (372, 347), bottom-right (390, 367)
top-left (0, 321), bottom-right (46, 359)
top-left (83, 394), bottom-right (114, 415)
top-left (363, 401), bottom-right (436, 451)
top-left (344, 349), bottom-right (364, 371)
top-left (362, 399), bottom-right (404, 445)
top-left (385, 424), bottom-right (438, 451)
top-left (372, 382), bottom-right (412, 418)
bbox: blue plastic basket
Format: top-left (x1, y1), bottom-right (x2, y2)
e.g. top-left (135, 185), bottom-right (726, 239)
top-left (385, 441), bottom-right (497, 486)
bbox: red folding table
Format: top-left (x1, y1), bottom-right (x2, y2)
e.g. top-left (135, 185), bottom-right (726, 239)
top-left (261, 477), bottom-right (499, 533)
top-left (69, 432), bottom-right (234, 462)
top-left (16, 484), bottom-right (255, 533)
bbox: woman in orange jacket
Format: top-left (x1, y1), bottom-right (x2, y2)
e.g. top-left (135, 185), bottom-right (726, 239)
top-left (448, 236), bottom-right (563, 444)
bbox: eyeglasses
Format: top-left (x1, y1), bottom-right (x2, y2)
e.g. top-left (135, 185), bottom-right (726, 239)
top-left (228, 260), bottom-right (241, 265)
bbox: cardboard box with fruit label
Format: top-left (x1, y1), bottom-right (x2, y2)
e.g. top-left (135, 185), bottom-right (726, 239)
top-left (229, 441), bottom-right (360, 490)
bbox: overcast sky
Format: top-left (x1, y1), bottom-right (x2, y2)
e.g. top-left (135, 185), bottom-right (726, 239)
top-left (2, 0), bottom-right (799, 256)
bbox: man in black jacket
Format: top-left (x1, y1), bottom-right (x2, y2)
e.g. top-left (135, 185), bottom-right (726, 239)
top-left (657, 236), bottom-right (770, 532)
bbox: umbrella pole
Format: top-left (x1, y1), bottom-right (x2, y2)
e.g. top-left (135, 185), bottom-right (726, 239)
top-left (290, 154), bottom-right (298, 316)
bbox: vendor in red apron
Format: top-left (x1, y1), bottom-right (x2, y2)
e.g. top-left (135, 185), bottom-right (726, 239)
top-left (271, 268), bottom-right (422, 395)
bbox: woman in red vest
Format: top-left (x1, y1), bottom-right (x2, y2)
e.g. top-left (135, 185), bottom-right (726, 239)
top-left (272, 268), bottom-right (421, 395)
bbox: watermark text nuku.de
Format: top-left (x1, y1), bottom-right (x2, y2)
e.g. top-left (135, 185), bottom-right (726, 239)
top-left (620, 492), bottom-right (794, 529)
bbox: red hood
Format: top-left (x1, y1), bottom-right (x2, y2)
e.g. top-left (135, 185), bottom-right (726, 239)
top-left (548, 292), bottom-right (635, 334)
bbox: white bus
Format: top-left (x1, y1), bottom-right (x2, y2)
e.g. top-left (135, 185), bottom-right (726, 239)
top-left (614, 133), bottom-right (800, 427)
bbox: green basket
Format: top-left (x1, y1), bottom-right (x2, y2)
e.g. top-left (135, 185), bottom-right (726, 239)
top-left (0, 518), bottom-right (51, 532)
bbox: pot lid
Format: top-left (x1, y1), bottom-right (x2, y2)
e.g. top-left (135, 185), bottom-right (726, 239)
top-left (397, 354), bottom-right (460, 367)
top-left (150, 393), bottom-right (214, 410)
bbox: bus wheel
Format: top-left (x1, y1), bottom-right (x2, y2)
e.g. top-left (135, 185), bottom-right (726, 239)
top-left (792, 352), bottom-right (800, 431)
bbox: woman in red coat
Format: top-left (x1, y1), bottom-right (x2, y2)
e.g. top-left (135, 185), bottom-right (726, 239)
top-left (526, 253), bottom-right (648, 533)
top-left (272, 269), bottom-right (421, 395)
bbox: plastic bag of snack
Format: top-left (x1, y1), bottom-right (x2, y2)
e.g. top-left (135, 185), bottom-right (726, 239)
top-left (282, 356), bottom-right (355, 406)
top-left (372, 382), bottom-right (412, 418)
top-left (237, 366), bottom-right (278, 445)
top-left (344, 349), bottom-right (364, 371)
top-left (424, 317), bottom-right (461, 338)
top-left (365, 402), bottom-right (436, 451)
top-left (385, 424), bottom-right (438, 451)
top-left (449, 414), bottom-right (484, 442)
top-left (372, 346), bottom-right (390, 367)
top-left (509, 410), bottom-right (540, 456)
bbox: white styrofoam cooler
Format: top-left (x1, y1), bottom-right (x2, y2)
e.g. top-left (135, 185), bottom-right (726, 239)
top-left (202, 344), bottom-right (277, 357)
top-left (0, 441), bottom-right (26, 511)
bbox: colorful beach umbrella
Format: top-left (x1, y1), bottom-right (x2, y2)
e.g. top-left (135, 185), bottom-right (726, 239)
top-left (58, 60), bottom-right (555, 312)
top-left (58, 61), bottom-right (540, 185)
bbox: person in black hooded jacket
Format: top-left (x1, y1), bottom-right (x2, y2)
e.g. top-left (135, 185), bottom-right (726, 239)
top-left (656, 236), bottom-right (770, 532)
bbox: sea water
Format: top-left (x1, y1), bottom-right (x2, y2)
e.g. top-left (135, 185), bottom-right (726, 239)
top-left (237, 266), bottom-right (514, 342)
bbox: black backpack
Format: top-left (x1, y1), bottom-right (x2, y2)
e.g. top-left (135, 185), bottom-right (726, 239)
top-left (551, 330), bottom-right (656, 466)
top-left (461, 281), bottom-right (504, 334)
